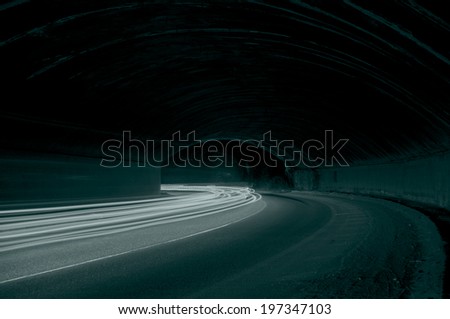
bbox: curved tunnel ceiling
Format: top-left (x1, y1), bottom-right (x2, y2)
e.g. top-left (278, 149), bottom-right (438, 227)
top-left (0, 0), bottom-right (449, 164)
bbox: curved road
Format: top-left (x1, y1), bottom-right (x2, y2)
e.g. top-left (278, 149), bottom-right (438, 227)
top-left (0, 186), bottom-right (444, 298)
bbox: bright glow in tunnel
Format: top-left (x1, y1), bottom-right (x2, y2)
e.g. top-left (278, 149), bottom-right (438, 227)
top-left (0, 185), bottom-right (261, 253)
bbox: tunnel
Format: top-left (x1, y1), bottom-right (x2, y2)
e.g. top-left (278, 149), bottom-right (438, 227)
top-left (0, 0), bottom-right (449, 298)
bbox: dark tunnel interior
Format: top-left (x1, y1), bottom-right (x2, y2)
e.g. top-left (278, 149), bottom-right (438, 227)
top-left (1, 0), bottom-right (449, 160)
top-left (1, 1), bottom-right (449, 199)
top-left (0, 0), bottom-right (449, 299)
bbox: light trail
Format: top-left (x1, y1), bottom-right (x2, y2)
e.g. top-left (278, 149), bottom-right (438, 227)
top-left (0, 185), bottom-right (261, 253)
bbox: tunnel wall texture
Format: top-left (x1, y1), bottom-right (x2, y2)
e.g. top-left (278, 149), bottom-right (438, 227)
top-left (0, 155), bottom-right (161, 204)
top-left (293, 152), bottom-right (450, 210)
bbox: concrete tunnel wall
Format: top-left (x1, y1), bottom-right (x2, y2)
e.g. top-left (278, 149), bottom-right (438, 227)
top-left (0, 154), bottom-right (161, 204)
top-left (293, 151), bottom-right (450, 211)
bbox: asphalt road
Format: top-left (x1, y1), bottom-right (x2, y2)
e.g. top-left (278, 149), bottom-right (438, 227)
top-left (0, 187), bottom-right (444, 298)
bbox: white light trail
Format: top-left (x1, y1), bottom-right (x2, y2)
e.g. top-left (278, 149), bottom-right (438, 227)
top-left (0, 185), bottom-right (261, 252)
